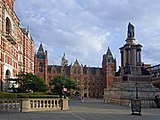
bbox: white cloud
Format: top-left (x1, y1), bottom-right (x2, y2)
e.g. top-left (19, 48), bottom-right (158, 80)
top-left (14, 0), bottom-right (160, 67)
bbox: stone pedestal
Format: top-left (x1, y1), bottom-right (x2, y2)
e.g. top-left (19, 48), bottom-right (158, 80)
top-left (21, 98), bottom-right (30, 112)
top-left (104, 75), bottom-right (160, 107)
top-left (62, 98), bottom-right (69, 110)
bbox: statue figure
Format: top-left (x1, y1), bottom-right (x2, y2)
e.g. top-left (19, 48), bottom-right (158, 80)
top-left (124, 63), bottom-right (132, 74)
top-left (127, 22), bottom-right (134, 38)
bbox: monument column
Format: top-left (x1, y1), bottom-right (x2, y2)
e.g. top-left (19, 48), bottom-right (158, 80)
top-left (123, 50), bottom-right (126, 67)
top-left (139, 50), bottom-right (141, 65)
top-left (128, 48), bottom-right (131, 64)
top-left (121, 51), bottom-right (124, 67)
top-left (136, 49), bottom-right (141, 66)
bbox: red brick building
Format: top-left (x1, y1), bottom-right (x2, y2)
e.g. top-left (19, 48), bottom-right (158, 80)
top-left (146, 64), bottom-right (160, 84)
top-left (0, 0), bottom-right (34, 91)
top-left (102, 47), bottom-right (116, 90)
top-left (34, 43), bottom-right (105, 98)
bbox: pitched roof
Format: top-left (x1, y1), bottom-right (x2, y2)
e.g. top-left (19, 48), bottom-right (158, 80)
top-left (37, 43), bottom-right (44, 53)
top-left (106, 47), bottom-right (113, 58)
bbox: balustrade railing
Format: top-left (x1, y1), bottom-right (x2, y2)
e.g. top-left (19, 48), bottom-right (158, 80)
top-left (105, 98), bottom-right (157, 108)
top-left (0, 98), bottom-right (68, 112)
top-left (0, 99), bottom-right (20, 111)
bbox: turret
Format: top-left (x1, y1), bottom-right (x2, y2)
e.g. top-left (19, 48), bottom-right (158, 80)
top-left (102, 47), bottom-right (116, 89)
top-left (34, 43), bottom-right (48, 84)
top-left (61, 52), bottom-right (68, 66)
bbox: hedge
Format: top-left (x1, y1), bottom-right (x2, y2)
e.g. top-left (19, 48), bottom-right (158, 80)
top-left (0, 92), bottom-right (59, 98)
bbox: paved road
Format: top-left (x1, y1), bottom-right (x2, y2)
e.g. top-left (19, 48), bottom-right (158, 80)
top-left (0, 99), bottom-right (160, 120)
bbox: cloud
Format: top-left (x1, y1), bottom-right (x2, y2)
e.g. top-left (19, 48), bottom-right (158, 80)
top-left (14, 0), bottom-right (160, 67)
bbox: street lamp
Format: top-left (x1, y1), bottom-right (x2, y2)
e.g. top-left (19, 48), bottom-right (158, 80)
top-left (0, 80), bottom-right (3, 91)
top-left (135, 82), bottom-right (138, 99)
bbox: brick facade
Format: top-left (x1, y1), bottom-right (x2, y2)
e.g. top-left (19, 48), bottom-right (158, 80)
top-left (35, 43), bottom-right (105, 98)
top-left (0, 0), bottom-right (34, 91)
top-left (102, 47), bottom-right (116, 90)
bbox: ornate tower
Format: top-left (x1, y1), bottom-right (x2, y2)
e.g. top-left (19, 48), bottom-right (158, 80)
top-left (102, 47), bottom-right (116, 90)
top-left (61, 52), bottom-right (68, 66)
top-left (34, 43), bottom-right (48, 84)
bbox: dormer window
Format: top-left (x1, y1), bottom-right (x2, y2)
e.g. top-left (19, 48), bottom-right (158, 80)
top-left (39, 62), bottom-right (43, 72)
top-left (108, 59), bottom-right (111, 63)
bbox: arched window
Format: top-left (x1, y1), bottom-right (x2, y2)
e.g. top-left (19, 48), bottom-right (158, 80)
top-left (39, 62), bottom-right (43, 72)
top-left (5, 69), bottom-right (11, 79)
top-left (74, 68), bottom-right (76, 74)
top-left (78, 69), bottom-right (80, 74)
top-left (6, 17), bottom-right (11, 34)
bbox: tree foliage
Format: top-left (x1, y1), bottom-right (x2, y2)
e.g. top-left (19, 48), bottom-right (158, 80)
top-left (10, 73), bottom-right (47, 93)
top-left (50, 75), bottom-right (76, 96)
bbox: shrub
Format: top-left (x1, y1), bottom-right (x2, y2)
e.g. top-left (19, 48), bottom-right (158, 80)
top-left (0, 92), bottom-right (17, 98)
top-left (0, 92), bottom-right (59, 98)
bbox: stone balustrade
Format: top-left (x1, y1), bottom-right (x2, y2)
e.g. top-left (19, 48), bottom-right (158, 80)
top-left (105, 98), bottom-right (157, 108)
top-left (0, 98), bottom-right (68, 112)
top-left (0, 98), bottom-right (20, 111)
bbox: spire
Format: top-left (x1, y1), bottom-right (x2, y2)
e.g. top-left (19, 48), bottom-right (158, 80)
top-left (73, 59), bottom-right (80, 66)
top-left (36, 43), bottom-right (46, 59)
top-left (37, 43), bottom-right (44, 53)
top-left (106, 47), bottom-right (113, 58)
top-left (102, 47), bottom-right (115, 64)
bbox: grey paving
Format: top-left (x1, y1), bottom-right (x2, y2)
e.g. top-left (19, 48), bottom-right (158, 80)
top-left (0, 99), bottom-right (160, 120)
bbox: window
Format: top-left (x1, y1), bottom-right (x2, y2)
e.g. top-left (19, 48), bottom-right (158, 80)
top-left (48, 67), bottom-right (51, 73)
top-left (108, 59), bottom-right (111, 63)
top-left (74, 69), bottom-right (76, 74)
top-left (78, 69), bottom-right (80, 74)
top-left (18, 55), bottom-right (21, 61)
top-left (39, 62), bottom-right (43, 72)
top-left (18, 45), bottom-right (21, 51)
top-left (109, 67), bottom-right (112, 76)
top-left (6, 17), bottom-right (11, 34)
top-left (52, 69), bottom-right (55, 73)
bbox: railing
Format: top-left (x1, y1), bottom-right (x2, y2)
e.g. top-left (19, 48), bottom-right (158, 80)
top-left (0, 98), bottom-right (68, 112)
top-left (105, 98), bottom-right (157, 108)
top-left (0, 99), bottom-right (20, 111)
top-left (6, 32), bottom-right (17, 44)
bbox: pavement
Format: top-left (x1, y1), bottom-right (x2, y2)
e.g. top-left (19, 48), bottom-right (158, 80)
top-left (0, 99), bottom-right (160, 120)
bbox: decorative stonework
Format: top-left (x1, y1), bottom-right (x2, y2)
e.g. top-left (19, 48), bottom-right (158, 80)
top-left (103, 23), bottom-right (160, 107)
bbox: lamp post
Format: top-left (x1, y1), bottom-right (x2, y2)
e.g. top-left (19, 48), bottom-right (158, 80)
top-left (0, 80), bottom-right (2, 91)
top-left (135, 82), bottom-right (138, 99)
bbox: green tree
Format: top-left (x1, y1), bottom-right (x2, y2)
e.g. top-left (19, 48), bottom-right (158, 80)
top-left (50, 75), bottom-right (76, 97)
top-left (10, 73), bottom-right (47, 92)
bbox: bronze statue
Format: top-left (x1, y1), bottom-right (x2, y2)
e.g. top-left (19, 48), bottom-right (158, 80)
top-left (127, 22), bottom-right (134, 38)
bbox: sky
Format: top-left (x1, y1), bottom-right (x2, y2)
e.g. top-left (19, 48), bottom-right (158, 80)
top-left (14, 0), bottom-right (160, 68)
